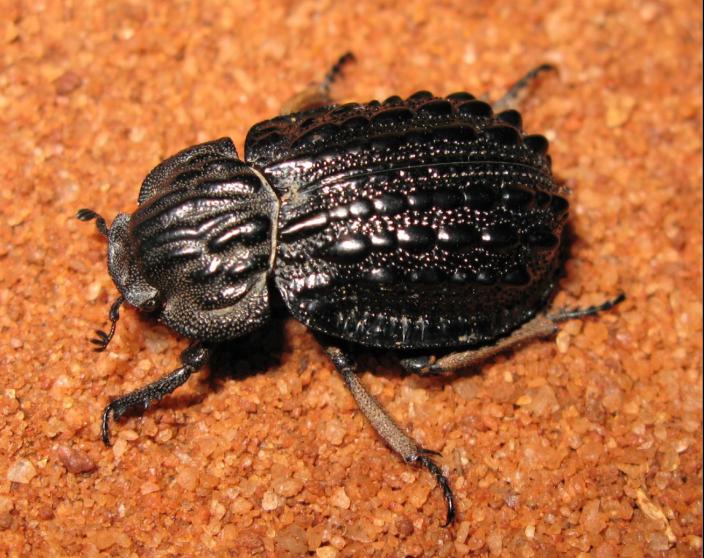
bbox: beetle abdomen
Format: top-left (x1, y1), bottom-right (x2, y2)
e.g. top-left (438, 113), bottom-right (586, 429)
top-left (246, 93), bottom-right (567, 349)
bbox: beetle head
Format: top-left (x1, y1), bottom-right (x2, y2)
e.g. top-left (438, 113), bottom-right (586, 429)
top-left (103, 138), bottom-right (279, 342)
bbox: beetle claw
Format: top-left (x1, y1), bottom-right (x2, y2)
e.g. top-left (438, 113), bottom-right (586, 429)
top-left (90, 330), bottom-right (110, 351)
top-left (414, 454), bottom-right (456, 526)
top-left (418, 447), bottom-right (443, 457)
top-left (87, 296), bottom-right (124, 352)
top-left (76, 208), bottom-right (99, 221)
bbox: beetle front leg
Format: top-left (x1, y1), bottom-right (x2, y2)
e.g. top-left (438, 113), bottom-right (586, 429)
top-left (323, 344), bottom-right (455, 526)
top-left (89, 296), bottom-right (124, 352)
top-left (101, 342), bottom-right (210, 446)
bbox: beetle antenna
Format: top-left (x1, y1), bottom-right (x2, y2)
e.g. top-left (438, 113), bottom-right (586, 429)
top-left (90, 296), bottom-right (125, 352)
top-left (76, 208), bottom-right (109, 238)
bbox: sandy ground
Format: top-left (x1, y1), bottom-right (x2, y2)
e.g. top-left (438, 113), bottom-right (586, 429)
top-left (0, 1), bottom-right (701, 556)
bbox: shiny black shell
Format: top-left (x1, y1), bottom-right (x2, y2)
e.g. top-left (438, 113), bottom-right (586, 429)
top-left (108, 139), bottom-right (278, 342)
top-left (245, 92), bottom-right (568, 350)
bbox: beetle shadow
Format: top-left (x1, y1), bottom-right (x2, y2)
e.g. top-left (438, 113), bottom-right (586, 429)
top-left (205, 316), bottom-right (288, 390)
top-left (109, 317), bottom-right (287, 425)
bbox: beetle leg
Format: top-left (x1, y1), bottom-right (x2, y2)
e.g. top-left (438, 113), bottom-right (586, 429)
top-left (280, 52), bottom-right (355, 115)
top-left (323, 344), bottom-right (456, 526)
top-left (492, 64), bottom-right (558, 112)
top-left (400, 314), bottom-right (558, 374)
top-left (77, 211), bottom-right (128, 352)
top-left (89, 296), bottom-right (125, 352)
top-left (401, 293), bottom-right (626, 374)
top-left (101, 342), bottom-right (210, 446)
top-left (398, 354), bottom-right (445, 376)
top-left (76, 208), bottom-right (110, 237)
top-left (548, 292), bottom-right (626, 323)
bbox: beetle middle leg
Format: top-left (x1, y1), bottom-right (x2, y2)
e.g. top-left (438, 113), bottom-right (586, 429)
top-left (400, 293), bottom-right (626, 375)
top-left (323, 344), bottom-right (455, 526)
top-left (101, 342), bottom-right (211, 445)
top-left (280, 52), bottom-right (355, 115)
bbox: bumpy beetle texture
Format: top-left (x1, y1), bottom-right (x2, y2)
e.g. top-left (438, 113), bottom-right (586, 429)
top-left (80, 63), bottom-right (625, 527)
top-left (247, 94), bottom-right (566, 349)
top-left (107, 139), bottom-right (277, 341)
top-left (111, 93), bottom-right (567, 350)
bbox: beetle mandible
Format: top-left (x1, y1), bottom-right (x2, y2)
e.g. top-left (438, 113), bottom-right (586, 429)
top-left (78, 53), bottom-right (624, 526)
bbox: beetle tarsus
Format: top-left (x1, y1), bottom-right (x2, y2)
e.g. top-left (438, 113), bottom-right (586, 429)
top-left (280, 51), bottom-right (356, 114)
top-left (417, 446), bottom-right (443, 457)
top-left (549, 292), bottom-right (626, 323)
top-left (77, 207), bottom-right (110, 237)
top-left (414, 454), bottom-right (456, 527)
top-left (321, 51), bottom-right (356, 94)
top-left (399, 355), bottom-right (443, 375)
top-left (89, 296), bottom-right (124, 352)
top-left (101, 343), bottom-right (210, 446)
top-left (493, 63), bottom-right (558, 112)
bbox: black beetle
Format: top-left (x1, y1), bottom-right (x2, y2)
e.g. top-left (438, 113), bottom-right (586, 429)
top-left (78, 54), bottom-right (624, 526)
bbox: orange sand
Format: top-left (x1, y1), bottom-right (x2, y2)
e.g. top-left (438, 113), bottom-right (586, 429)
top-left (0, 1), bottom-right (701, 556)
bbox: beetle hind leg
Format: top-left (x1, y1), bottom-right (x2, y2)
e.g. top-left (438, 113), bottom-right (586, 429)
top-left (548, 293), bottom-right (626, 323)
top-left (101, 343), bottom-right (210, 446)
top-left (492, 64), bottom-right (558, 112)
top-left (323, 344), bottom-right (456, 526)
top-left (400, 293), bottom-right (626, 375)
top-left (280, 52), bottom-right (355, 115)
top-left (400, 315), bottom-right (558, 374)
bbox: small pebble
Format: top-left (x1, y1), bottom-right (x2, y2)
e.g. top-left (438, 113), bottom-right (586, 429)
top-left (274, 477), bottom-right (304, 498)
top-left (54, 71), bottom-right (82, 95)
top-left (261, 490), bottom-right (282, 511)
top-left (112, 439), bottom-right (128, 459)
top-left (323, 419), bottom-right (345, 445)
top-left (330, 487), bottom-right (350, 509)
top-left (556, 330), bottom-right (571, 353)
top-left (56, 445), bottom-right (96, 474)
top-left (316, 546), bottom-right (338, 558)
top-left (140, 481), bottom-right (160, 495)
top-left (6, 459), bottom-right (36, 484)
